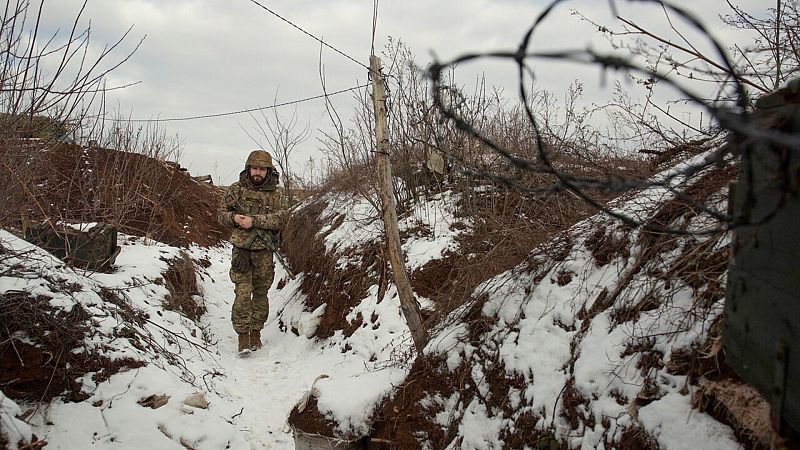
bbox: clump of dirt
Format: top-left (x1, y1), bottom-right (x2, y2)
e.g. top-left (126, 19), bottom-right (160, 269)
top-left (286, 396), bottom-right (341, 439)
top-left (609, 292), bottom-right (661, 325)
top-left (411, 184), bottom-right (601, 323)
top-left (695, 377), bottom-right (776, 450)
top-left (555, 269), bottom-right (574, 286)
top-left (0, 291), bottom-right (146, 402)
top-left (370, 299), bottom-right (553, 449)
top-left (617, 425), bottom-right (660, 450)
top-left (369, 355), bottom-right (461, 449)
top-left (500, 411), bottom-right (563, 450)
top-left (561, 377), bottom-right (593, 430)
top-left (665, 318), bottom-right (728, 381)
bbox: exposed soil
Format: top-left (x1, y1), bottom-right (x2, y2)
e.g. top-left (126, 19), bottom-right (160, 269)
top-left (0, 291), bottom-right (146, 403)
top-left (265, 138), bottom-right (759, 448)
top-left (617, 426), bottom-right (660, 450)
top-left (281, 198), bottom-right (375, 339)
top-left (411, 184), bottom-right (602, 324)
top-left (585, 225), bottom-right (632, 267)
top-left (368, 355), bottom-right (460, 449)
top-left (0, 140), bottom-right (217, 422)
top-left (286, 396), bottom-right (341, 438)
top-left (2, 140), bottom-right (227, 248)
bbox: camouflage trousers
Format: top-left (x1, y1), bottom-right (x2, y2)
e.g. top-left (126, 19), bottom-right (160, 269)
top-left (230, 247), bottom-right (274, 335)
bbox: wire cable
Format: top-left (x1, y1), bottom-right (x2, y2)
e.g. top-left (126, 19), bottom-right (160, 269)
top-left (371, 0), bottom-right (379, 57)
top-left (247, 0), bottom-right (370, 71)
top-left (125, 83), bottom-right (369, 122)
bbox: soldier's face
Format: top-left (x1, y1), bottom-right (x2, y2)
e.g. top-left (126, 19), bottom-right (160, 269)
top-left (249, 166), bottom-right (268, 184)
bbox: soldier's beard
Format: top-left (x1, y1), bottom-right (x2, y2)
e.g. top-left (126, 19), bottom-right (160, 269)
top-left (249, 174), bottom-right (265, 185)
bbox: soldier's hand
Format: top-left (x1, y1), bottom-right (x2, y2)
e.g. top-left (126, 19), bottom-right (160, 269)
top-left (233, 214), bottom-right (253, 229)
top-left (239, 215), bottom-right (254, 229)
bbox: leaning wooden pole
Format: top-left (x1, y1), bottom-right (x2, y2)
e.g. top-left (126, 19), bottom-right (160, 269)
top-left (369, 55), bottom-right (429, 353)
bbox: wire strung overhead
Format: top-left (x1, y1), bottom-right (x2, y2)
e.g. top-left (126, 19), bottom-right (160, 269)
top-left (121, 1), bottom-right (374, 123)
top-left (247, 0), bottom-right (370, 72)
top-left (126, 84), bottom-right (369, 122)
top-left (371, 0), bottom-right (379, 57)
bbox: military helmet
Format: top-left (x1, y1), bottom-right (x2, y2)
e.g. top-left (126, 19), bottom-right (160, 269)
top-left (245, 150), bottom-right (274, 169)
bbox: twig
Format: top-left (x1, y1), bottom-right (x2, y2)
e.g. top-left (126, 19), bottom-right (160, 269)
top-left (144, 318), bottom-right (213, 354)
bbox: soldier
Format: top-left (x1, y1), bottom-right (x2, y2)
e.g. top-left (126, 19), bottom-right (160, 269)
top-left (217, 150), bottom-right (288, 354)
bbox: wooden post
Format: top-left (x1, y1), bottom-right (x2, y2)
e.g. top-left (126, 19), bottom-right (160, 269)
top-left (369, 55), bottom-right (429, 353)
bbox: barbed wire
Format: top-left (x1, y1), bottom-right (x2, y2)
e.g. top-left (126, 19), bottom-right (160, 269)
top-left (116, 0), bottom-right (377, 124)
top-left (427, 0), bottom-right (795, 234)
top-left (247, 0), bottom-right (370, 72)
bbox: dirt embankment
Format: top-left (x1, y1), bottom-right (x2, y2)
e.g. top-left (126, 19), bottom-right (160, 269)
top-left (2, 140), bottom-right (228, 247)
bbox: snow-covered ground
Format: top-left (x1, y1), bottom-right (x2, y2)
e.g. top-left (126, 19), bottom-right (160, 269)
top-left (0, 227), bottom-right (412, 449)
top-left (1, 168), bottom-right (749, 449)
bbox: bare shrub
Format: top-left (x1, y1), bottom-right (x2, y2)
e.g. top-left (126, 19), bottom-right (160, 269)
top-left (0, 3), bottom-right (223, 249)
top-left (0, 290), bottom-right (145, 403)
top-left (0, 0), bottom-right (141, 224)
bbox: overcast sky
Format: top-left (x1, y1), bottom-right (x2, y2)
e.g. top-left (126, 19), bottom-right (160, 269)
top-left (35, 0), bottom-right (767, 185)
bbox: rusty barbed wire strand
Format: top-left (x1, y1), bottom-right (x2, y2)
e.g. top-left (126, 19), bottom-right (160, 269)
top-left (427, 0), bottom-right (797, 235)
top-left (247, 0), bottom-right (370, 72)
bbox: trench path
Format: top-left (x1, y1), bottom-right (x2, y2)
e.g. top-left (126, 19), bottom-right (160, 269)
top-left (200, 251), bottom-right (319, 450)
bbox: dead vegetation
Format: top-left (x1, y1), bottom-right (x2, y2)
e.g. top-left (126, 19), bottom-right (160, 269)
top-left (411, 180), bottom-right (608, 323)
top-left (695, 377), bottom-right (776, 449)
top-left (368, 355), bottom-right (461, 449)
top-left (281, 195), bottom-right (376, 339)
top-left (1, 139), bottom-right (227, 248)
top-left (162, 251), bottom-right (205, 322)
top-left (346, 137), bottom-right (742, 448)
top-left (0, 290), bottom-right (146, 403)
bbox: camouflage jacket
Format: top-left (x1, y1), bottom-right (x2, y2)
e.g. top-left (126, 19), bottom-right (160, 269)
top-left (217, 170), bottom-right (288, 251)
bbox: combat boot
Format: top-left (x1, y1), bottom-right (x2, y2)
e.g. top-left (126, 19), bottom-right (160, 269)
top-left (250, 329), bottom-right (263, 351)
top-left (237, 333), bottom-right (251, 354)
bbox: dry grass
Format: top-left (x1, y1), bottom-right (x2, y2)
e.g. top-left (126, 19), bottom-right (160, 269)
top-left (695, 377), bottom-right (775, 449)
top-left (162, 251), bottom-right (205, 322)
top-left (1, 138), bottom-right (226, 248)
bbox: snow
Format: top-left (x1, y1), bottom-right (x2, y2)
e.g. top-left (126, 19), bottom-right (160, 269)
top-left (0, 228), bottom-right (412, 449)
top-left (1, 154), bottom-right (744, 449)
top-left (0, 393), bottom-right (31, 448)
top-left (421, 150), bottom-right (740, 449)
top-left (315, 368), bottom-right (406, 437)
top-left (449, 400), bottom-right (505, 450)
top-left (400, 191), bottom-right (470, 272)
top-left (638, 392), bottom-right (743, 450)
top-left (318, 193), bottom-right (383, 256)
